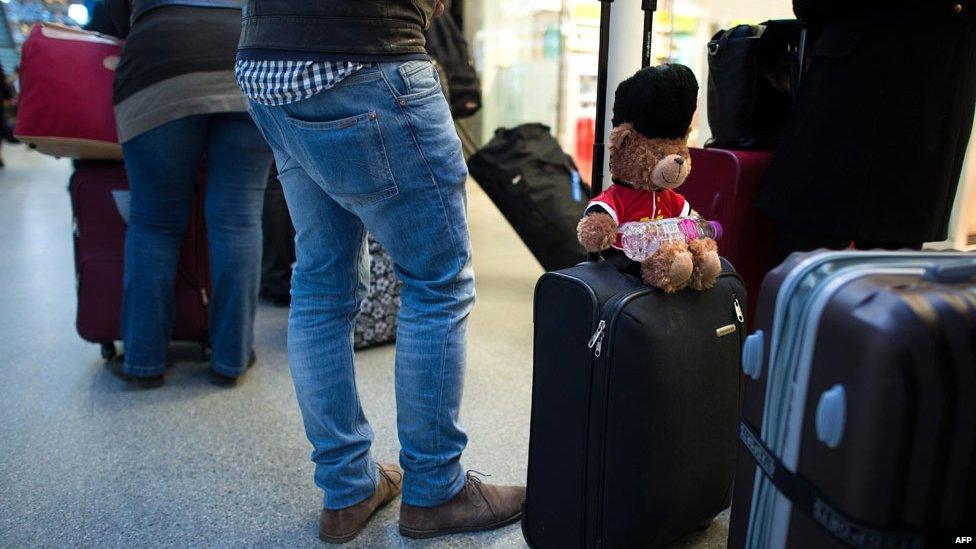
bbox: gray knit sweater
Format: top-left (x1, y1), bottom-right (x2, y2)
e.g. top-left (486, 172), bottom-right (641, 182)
top-left (100, 1), bottom-right (246, 142)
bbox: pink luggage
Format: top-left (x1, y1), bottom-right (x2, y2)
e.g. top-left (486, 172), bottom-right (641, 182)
top-left (15, 23), bottom-right (123, 159)
top-left (70, 161), bottom-right (210, 359)
top-left (682, 148), bottom-right (776, 326)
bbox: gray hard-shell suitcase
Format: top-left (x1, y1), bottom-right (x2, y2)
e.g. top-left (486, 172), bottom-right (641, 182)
top-left (729, 251), bottom-right (976, 548)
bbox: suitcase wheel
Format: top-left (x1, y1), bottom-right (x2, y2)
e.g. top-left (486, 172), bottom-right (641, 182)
top-left (201, 345), bottom-right (212, 362)
top-left (100, 342), bottom-right (117, 361)
top-left (696, 519), bottom-right (712, 531)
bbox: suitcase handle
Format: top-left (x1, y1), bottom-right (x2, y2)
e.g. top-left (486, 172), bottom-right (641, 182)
top-left (588, 0), bottom-right (657, 263)
top-left (923, 259), bottom-right (976, 283)
top-left (605, 251), bottom-right (643, 277)
top-left (590, 0), bottom-right (659, 202)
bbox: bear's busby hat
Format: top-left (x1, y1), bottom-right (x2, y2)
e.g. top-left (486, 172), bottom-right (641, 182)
top-left (611, 63), bottom-right (699, 139)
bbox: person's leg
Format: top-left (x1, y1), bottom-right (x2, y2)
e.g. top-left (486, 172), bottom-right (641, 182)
top-left (260, 171), bottom-right (295, 306)
top-left (257, 62), bottom-right (477, 505)
top-left (203, 112), bottom-right (274, 378)
top-left (359, 61), bottom-right (521, 537)
top-left (120, 116), bottom-right (208, 377)
top-left (247, 102), bottom-right (380, 510)
top-left (250, 61), bottom-right (521, 540)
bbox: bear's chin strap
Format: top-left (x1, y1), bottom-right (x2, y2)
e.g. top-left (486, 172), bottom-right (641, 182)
top-left (610, 177), bottom-right (638, 189)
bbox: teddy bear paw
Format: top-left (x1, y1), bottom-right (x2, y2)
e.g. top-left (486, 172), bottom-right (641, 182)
top-left (688, 238), bottom-right (721, 291)
top-left (577, 213), bottom-right (618, 253)
top-left (642, 243), bottom-right (693, 292)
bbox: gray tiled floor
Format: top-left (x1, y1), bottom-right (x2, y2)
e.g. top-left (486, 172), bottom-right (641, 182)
top-left (0, 145), bottom-right (727, 547)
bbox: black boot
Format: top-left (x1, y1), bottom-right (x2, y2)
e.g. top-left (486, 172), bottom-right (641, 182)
top-left (104, 356), bottom-right (165, 389)
top-left (210, 350), bottom-right (257, 387)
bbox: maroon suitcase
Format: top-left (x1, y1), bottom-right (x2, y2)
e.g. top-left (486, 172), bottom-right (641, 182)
top-left (682, 148), bottom-right (776, 327)
top-left (69, 160), bottom-right (210, 359)
top-left (728, 251), bottom-right (976, 548)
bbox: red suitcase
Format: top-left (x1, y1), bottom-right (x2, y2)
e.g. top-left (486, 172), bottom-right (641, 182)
top-left (729, 251), bottom-right (976, 548)
top-left (681, 147), bottom-right (776, 326)
top-left (69, 161), bottom-right (210, 359)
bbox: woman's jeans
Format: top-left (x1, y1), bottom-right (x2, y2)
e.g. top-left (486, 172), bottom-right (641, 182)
top-left (247, 61), bottom-right (476, 510)
top-left (121, 112), bottom-right (273, 377)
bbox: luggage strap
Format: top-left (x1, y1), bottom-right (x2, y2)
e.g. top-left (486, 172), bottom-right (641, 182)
top-left (738, 421), bottom-right (929, 549)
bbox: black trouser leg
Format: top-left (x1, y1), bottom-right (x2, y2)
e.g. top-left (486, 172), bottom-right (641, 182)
top-left (260, 171), bottom-right (296, 305)
top-left (774, 223), bottom-right (852, 265)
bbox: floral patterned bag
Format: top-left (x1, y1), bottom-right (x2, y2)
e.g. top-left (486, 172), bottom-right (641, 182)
top-left (354, 237), bottom-right (402, 349)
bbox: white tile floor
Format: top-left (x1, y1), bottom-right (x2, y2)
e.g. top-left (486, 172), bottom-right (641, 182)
top-left (0, 144), bottom-right (727, 547)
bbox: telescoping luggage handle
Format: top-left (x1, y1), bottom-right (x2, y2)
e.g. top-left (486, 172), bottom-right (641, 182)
top-left (589, 0), bottom-right (658, 262)
top-left (923, 259), bottom-right (976, 283)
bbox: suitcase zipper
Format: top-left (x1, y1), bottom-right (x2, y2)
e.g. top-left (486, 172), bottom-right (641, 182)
top-left (590, 286), bottom-right (653, 547)
top-left (587, 320), bottom-right (607, 357)
top-left (530, 270), bottom-right (601, 546)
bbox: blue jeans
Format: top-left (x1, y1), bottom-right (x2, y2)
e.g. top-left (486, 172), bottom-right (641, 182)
top-left (247, 61), bottom-right (476, 509)
top-left (121, 112), bottom-right (273, 377)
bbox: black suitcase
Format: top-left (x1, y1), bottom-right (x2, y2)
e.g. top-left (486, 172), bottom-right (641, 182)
top-left (467, 123), bottom-right (588, 272)
top-left (523, 1), bottom-right (745, 546)
top-left (524, 255), bottom-right (746, 548)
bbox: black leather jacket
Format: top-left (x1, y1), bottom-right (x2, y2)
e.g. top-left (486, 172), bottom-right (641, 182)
top-left (239, 0), bottom-right (437, 60)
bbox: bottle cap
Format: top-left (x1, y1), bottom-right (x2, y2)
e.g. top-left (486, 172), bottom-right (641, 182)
top-left (709, 221), bottom-right (723, 240)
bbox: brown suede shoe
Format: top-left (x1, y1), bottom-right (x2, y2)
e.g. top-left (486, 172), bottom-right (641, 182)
top-left (398, 471), bottom-right (525, 539)
top-left (318, 463), bottom-right (403, 544)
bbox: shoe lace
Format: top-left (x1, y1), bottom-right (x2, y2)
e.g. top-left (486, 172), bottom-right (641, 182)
top-left (464, 470), bottom-right (494, 514)
top-left (378, 466), bottom-right (403, 487)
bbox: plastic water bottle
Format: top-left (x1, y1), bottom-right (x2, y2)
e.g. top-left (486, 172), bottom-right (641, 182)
top-left (620, 216), bottom-right (723, 262)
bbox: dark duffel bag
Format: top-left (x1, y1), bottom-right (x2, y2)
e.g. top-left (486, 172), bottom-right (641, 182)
top-left (260, 171), bottom-right (401, 349)
top-left (525, 254), bottom-right (746, 548)
top-left (706, 19), bottom-right (806, 150)
top-left (468, 123), bottom-right (588, 272)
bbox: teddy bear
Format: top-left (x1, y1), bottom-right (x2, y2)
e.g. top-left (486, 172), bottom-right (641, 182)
top-left (577, 63), bottom-right (721, 293)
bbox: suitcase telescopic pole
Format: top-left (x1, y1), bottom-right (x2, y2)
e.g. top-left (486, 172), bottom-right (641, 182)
top-left (588, 0), bottom-right (613, 262)
top-left (589, 0), bottom-right (656, 262)
top-left (641, 0), bottom-right (657, 68)
top-left (590, 0), bottom-right (613, 201)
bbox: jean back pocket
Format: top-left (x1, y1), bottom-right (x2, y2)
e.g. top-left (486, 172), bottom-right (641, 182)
top-left (284, 110), bottom-right (399, 205)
